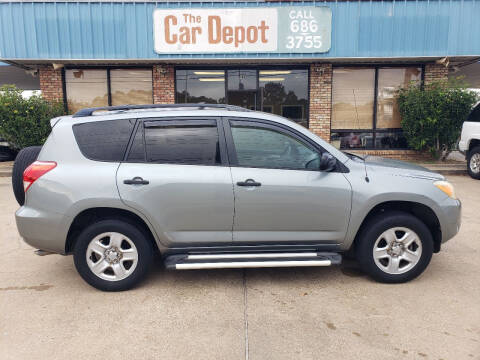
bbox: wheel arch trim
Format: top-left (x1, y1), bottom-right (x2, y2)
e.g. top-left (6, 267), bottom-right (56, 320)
top-left (65, 206), bottom-right (163, 254)
top-left (346, 200), bottom-right (442, 253)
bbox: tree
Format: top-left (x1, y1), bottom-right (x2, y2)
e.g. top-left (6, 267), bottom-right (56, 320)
top-left (397, 78), bottom-right (477, 160)
top-left (0, 85), bottom-right (65, 150)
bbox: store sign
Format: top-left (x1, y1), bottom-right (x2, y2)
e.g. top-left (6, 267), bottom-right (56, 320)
top-left (153, 7), bottom-right (331, 54)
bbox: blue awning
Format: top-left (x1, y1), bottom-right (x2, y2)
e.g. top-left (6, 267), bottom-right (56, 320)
top-left (0, 1), bottom-right (479, 62)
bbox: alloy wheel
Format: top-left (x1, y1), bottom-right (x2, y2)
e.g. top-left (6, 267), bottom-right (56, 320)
top-left (86, 232), bottom-right (138, 281)
top-left (372, 227), bottom-right (423, 275)
top-left (470, 153), bottom-right (480, 174)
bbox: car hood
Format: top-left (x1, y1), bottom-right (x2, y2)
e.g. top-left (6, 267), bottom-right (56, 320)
top-left (364, 156), bottom-right (445, 180)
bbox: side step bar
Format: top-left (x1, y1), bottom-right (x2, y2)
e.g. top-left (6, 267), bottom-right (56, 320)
top-left (164, 252), bottom-right (342, 270)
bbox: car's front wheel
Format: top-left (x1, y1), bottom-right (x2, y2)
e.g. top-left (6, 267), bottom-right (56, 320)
top-left (467, 145), bottom-right (480, 180)
top-left (73, 219), bottom-right (154, 291)
top-left (355, 211), bottom-right (433, 283)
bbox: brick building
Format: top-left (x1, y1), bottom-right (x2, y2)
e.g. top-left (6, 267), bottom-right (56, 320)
top-left (1, 0), bottom-right (479, 159)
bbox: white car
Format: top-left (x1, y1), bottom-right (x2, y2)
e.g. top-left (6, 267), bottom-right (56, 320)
top-left (459, 102), bottom-right (480, 179)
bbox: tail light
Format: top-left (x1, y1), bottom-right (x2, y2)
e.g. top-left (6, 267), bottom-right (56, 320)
top-left (23, 161), bottom-right (57, 192)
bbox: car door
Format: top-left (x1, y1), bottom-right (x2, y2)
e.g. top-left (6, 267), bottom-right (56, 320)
top-left (225, 118), bottom-right (352, 243)
top-left (117, 117), bottom-right (234, 246)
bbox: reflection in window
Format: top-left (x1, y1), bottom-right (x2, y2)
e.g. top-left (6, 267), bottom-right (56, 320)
top-left (332, 68), bottom-right (375, 130)
top-left (331, 131), bottom-right (408, 150)
top-left (376, 67), bottom-right (421, 128)
top-left (330, 132), bottom-right (373, 149)
top-left (145, 125), bottom-right (220, 165)
top-left (259, 69), bottom-right (308, 128)
top-left (176, 70), bottom-right (226, 104)
top-left (375, 131), bottom-right (408, 149)
top-left (66, 69), bottom-right (108, 113)
top-left (228, 69), bottom-right (257, 90)
top-left (110, 69), bottom-right (152, 106)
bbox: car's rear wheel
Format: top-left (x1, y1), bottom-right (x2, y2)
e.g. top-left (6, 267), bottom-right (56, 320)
top-left (467, 145), bottom-right (480, 180)
top-left (12, 146), bottom-right (42, 205)
top-left (356, 211), bottom-right (433, 283)
top-left (73, 219), bottom-right (154, 291)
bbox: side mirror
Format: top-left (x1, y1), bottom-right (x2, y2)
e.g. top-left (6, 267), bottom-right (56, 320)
top-left (319, 153), bottom-right (336, 172)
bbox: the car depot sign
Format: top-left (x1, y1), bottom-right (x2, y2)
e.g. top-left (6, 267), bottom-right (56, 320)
top-left (153, 7), bottom-right (331, 54)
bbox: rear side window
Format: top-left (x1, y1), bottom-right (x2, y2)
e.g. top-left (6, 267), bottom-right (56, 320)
top-left (467, 103), bottom-right (480, 122)
top-left (73, 119), bottom-right (135, 161)
top-left (140, 119), bottom-right (221, 165)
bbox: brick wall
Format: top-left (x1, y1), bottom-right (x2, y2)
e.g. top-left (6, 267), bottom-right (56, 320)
top-left (308, 63), bottom-right (332, 142)
top-left (153, 64), bottom-right (175, 104)
top-left (38, 66), bottom-right (63, 102)
top-left (424, 63), bottom-right (449, 85)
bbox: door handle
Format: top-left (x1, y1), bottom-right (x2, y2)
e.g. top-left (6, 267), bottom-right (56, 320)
top-left (123, 177), bottom-right (149, 185)
top-left (237, 179), bottom-right (261, 187)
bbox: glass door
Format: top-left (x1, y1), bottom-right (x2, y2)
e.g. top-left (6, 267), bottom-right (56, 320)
top-left (227, 69), bottom-right (259, 110)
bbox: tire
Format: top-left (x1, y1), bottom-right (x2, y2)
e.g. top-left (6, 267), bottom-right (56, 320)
top-left (12, 146), bottom-right (42, 206)
top-left (467, 145), bottom-right (480, 180)
top-left (73, 219), bottom-right (154, 291)
top-left (355, 211), bottom-right (433, 283)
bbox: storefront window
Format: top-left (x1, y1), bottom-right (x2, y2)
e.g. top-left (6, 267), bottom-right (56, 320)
top-left (332, 68), bottom-right (375, 130)
top-left (66, 69), bottom-right (108, 113)
top-left (331, 66), bottom-right (422, 149)
top-left (175, 70), bottom-right (226, 104)
top-left (259, 69), bottom-right (309, 128)
top-left (66, 68), bottom-right (153, 113)
top-left (175, 68), bottom-right (308, 127)
top-left (376, 67), bottom-right (422, 128)
top-left (110, 69), bottom-right (152, 106)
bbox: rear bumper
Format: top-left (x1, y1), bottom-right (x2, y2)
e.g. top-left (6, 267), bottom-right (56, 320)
top-left (438, 197), bottom-right (462, 244)
top-left (15, 206), bottom-right (70, 254)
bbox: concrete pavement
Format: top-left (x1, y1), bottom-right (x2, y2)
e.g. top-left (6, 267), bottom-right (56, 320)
top-left (0, 176), bottom-right (479, 359)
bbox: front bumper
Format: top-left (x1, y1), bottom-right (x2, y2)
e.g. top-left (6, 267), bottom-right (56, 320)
top-left (438, 197), bottom-right (462, 244)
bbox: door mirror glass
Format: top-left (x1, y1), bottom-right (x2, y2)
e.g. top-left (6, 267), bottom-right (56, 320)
top-left (319, 153), bottom-right (337, 172)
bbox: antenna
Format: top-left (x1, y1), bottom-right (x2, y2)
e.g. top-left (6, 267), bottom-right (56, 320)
top-left (364, 156), bottom-right (370, 183)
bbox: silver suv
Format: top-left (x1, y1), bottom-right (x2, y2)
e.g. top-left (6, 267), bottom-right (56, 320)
top-left (14, 104), bottom-right (461, 291)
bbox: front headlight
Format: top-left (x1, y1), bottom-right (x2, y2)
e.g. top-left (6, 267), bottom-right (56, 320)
top-left (434, 181), bottom-right (457, 199)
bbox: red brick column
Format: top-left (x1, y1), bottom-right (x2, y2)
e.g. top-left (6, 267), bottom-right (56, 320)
top-left (153, 64), bottom-right (175, 104)
top-left (38, 66), bottom-right (64, 102)
top-left (308, 63), bottom-right (332, 142)
top-left (424, 63), bottom-right (449, 85)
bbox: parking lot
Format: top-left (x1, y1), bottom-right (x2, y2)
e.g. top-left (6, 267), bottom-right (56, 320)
top-left (0, 175), bottom-right (479, 360)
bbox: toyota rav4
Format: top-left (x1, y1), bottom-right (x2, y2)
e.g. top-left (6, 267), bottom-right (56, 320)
top-left (13, 104), bottom-right (461, 291)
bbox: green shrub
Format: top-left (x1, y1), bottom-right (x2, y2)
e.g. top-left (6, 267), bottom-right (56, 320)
top-left (0, 85), bottom-right (65, 150)
top-left (397, 78), bottom-right (478, 160)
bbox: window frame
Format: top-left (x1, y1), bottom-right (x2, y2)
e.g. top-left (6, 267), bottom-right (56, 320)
top-left (223, 117), bottom-right (345, 173)
top-left (124, 117), bottom-right (229, 167)
top-left (331, 64), bottom-right (425, 150)
top-left (63, 66), bottom-right (154, 114)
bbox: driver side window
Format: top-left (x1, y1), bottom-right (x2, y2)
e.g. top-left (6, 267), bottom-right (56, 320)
top-left (230, 124), bottom-right (320, 170)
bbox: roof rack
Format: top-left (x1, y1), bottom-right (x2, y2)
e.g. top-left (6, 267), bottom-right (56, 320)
top-left (72, 103), bottom-right (252, 118)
